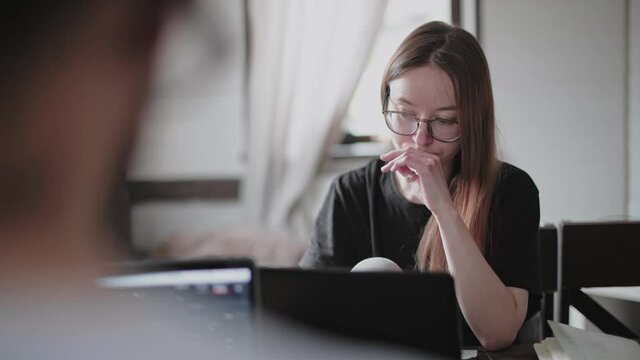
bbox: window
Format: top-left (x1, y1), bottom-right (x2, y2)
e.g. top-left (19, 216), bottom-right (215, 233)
top-left (339, 0), bottom-right (452, 151)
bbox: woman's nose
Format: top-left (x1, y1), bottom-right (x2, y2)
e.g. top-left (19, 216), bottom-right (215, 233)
top-left (413, 122), bottom-right (433, 146)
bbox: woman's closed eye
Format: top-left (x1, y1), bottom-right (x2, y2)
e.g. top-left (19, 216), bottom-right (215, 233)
top-left (396, 111), bottom-right (416, 120)
top-left (432, 117), bottom-right (458, 125)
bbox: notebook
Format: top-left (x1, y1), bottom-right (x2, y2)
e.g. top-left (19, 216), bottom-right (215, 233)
top-left (259, 268), bottom-right (462, 359)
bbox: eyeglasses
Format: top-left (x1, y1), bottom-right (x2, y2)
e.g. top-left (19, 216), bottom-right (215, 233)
top-left (382, 86), bottom-right (460, 143)
top-left (382, 110), bottom-right (460, 143)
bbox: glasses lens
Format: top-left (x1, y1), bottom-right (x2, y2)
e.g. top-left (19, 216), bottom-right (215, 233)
top-left (385, 112), bottom-right (417, 135)
top-left (430, 119), bottom-right (460, 142)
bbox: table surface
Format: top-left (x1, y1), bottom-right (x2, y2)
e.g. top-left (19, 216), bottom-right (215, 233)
top-left (466, 344), bottom-right (538, 360)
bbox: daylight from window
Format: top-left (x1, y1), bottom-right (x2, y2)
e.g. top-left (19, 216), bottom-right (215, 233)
top-left (342, 0), bottom-right (451, 143)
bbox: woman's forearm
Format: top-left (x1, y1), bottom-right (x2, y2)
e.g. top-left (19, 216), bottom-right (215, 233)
top-left (433, 206), bottom-right (527, 350)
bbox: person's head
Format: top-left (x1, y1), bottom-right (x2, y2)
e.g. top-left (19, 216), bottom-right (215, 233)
top-left (380, 21), bottom-right (499, 271)
top-left (0, 0), bottom-right (182, 280)
top-left (381, 21), bottom-right (496, 179)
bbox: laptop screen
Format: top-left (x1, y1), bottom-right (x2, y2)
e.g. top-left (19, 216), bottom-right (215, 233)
top-left (98, 260), bottom-right (256, 358)
top-left (259, 268), bottom-right (461, 359)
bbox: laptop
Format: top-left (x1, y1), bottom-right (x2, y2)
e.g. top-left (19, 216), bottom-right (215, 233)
top-left (98, 259), bottom-right (258, 358)
top-left (259, 268), bottom-right (462, 359)
top-left (97, 259), bottom-right (452, 359)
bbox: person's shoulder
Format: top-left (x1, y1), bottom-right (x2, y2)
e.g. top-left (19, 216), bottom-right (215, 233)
top-left (497, 162), bottom-right (539, 195)
top-left (333, 158), bottom-right (383, 190)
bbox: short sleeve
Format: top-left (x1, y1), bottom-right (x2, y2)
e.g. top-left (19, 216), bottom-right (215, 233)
top-left (488, 168), bottom-right (541, 296)
top-left (298, 174), bottom-right (370, 268)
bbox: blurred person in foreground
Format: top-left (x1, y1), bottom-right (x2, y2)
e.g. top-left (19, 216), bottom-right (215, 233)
top-left (0, 0), bottom-right (176, 290)
top-left (0, 1), bottom-right (434, 359)
top-left (0, 1), bottom-right (205, 359)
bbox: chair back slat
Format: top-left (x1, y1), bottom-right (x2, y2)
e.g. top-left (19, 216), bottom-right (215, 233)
top-left (558, 221), bottom-right (640, 339)
top-left (562, 221), bottom-right (640, 289)
top-left (539, 225), bottom-right (558, 292)
top-left (538, 225), bottom-right (558, 338)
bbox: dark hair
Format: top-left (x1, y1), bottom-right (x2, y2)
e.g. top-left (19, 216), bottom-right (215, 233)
top-left (1, 1), bottom-right (89, 79)
top-left (380, 21), bottom-right (499, 272)
top-left (0, 1), bottom-right (88, 222)
top-left (0, 0), bottom-right (180, 224)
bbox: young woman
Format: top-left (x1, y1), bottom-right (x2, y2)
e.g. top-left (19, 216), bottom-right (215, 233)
top-left (300, 21), bottom-right (541, 351)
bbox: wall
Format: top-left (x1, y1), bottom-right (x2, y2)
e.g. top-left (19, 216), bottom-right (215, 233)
top-left (481, 0), bottom-right (640, 333)
top-left (630, 0), bottom-right (640, 217)
top-left (481, 0), bottom-right (627, 224)
top-left (128, 0), bottom-right (640, 254)
top-left (130, 0), bottom-right (246, 180)
top-left (128, 0), bottom-right (246, 251)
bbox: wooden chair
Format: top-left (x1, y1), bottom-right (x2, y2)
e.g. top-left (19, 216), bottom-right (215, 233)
top-left (539, 225), bottom-right (558, 338)
top-left (517, 225), bottom-right (558, 343)
top-left (558, 221), bottom-right (640, 339)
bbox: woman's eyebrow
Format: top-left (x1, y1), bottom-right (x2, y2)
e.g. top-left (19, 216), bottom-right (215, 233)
top-left (394, 97), bottom-right (456, 111)
top-left (396, 97), bottom-right (416, 106)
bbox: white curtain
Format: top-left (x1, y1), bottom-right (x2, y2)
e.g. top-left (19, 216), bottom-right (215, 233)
top-left (244, 0), bottom-right (387, 239)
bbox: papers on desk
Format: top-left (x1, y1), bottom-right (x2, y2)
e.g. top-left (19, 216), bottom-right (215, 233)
top-left (582, 286), bottom-right (640, 303)
top-left (460, 349), bottom-right (477, 359)
top-left (534, 321), bottom-right (640, 360)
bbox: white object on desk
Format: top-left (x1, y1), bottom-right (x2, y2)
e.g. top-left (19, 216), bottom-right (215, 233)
top-left (582, 286), bottom-right (640, 303)
top-left (534, 338), bottom-right (571, 360)
top-left (534, 320), bottom-right (640, 360)
top-left (460, 349), bottom-right (477, 359)
top-left (351, 257), bottom-right (402, 272)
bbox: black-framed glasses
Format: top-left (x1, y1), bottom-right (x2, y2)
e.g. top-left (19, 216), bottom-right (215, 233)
top-left (381, 86), bottom-right (460, 143)
top-left (382, 110), bottom-right (460, 143)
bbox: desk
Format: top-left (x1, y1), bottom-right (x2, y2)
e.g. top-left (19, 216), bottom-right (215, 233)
top-left (469, 344), bottom-right (538, 360)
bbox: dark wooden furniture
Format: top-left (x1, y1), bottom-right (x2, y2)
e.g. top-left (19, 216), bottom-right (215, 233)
top-left (474, 343), bottom-right (539, 360)
top-left (558, 221), bottom-right (640, 339)
top-left (539, 225), bottom-right (558, 338)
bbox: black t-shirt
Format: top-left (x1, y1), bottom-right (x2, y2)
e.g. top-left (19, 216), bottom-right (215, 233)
top-left (299, 159), bottom-right (541, 345)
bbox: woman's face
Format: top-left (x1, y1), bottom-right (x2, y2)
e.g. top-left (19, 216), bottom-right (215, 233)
top-left (386, 64), bottom-right (461, 175)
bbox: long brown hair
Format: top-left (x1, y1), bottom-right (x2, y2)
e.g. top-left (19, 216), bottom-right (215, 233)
top-left (380, 21), bottom-right (500, 272)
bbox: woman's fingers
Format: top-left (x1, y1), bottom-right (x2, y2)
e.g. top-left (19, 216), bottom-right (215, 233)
top-left (384, 151), bottom-right (439, 174)
top-left (380, 148), bottom-right (452, 210)
top-left (395, 165), bottom-right (415, 178)
top-left (381, 151), bottom-right (409, 172)
top-left (392, 156), bottom-right (428, 179)
top-left (380, 148), bottom-right (446, 187)
top-left (380, 148), bottom-right (405, 162)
